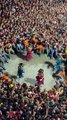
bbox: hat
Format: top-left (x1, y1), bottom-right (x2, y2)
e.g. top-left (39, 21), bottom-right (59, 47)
top-left (38, 69), bottom-right (44, 73)
top-left (19, 63), bottom-right (24, 67)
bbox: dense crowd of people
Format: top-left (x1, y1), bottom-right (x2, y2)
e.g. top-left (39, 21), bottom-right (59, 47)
top-left (0, 72), bottom-right (67, 120)
top-left (0, 0), bottom-right (67, 119)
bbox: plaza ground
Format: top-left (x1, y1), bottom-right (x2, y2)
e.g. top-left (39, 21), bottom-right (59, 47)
top-left (5, 53), bottom-right (56, 91)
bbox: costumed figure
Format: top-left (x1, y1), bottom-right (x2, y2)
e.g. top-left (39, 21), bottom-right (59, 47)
top-left (26, 47), bottom-right (33, 61)
top-left (36, 69), bottom-right (44, 86)
top-left (17, 63), bottom-right (24, 78)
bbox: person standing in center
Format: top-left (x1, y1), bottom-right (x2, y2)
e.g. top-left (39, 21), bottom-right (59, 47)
top-left (36, 69), bottom-right (44, 86)
top-left (17, 63), bottom-right (24, 78)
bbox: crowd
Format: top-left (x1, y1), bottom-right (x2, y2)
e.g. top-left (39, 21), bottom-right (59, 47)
top-left (0, 73), bottom-right (67, 120)
top-left (0, 0), bottom-right (67, 119)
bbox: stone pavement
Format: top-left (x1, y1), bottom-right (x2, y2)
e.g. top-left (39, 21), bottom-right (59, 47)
top-left (5, 53), bottom-right (56, 91)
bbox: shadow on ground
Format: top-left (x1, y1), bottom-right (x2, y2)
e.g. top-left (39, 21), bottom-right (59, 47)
top-left (17, 53), bottom-right (26, 60)
top-left (25, 78), bottom-right (36, 85)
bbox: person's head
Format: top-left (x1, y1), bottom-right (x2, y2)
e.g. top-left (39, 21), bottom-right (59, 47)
top-left (19, 63), bottom-right (24, 67)
top-left (38, 69), bottom-right (44, 73)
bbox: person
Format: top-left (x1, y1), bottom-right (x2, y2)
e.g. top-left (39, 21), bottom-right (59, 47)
top-left (64, 59), bottom-right (67, 78)
top-left (0, 60), bottom-right (6, 70)
top-left (26, 47), bottom-right (33, 61)
top-left (17, 63), bottom-right (24, 78)
top-left (37, 44), bottom-right (44, 56)
top-left (54, 55), bottom-right (63, 73)
top-left (23, 39), bottom-right (29, 51)
top-left (53, 48), bottom-right (58, 59)
top-left (36, 69), bottom-right (44, 86)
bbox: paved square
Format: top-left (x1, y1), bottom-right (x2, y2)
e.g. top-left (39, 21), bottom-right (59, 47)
top-left (5, 54), bottom-right (55, 90)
